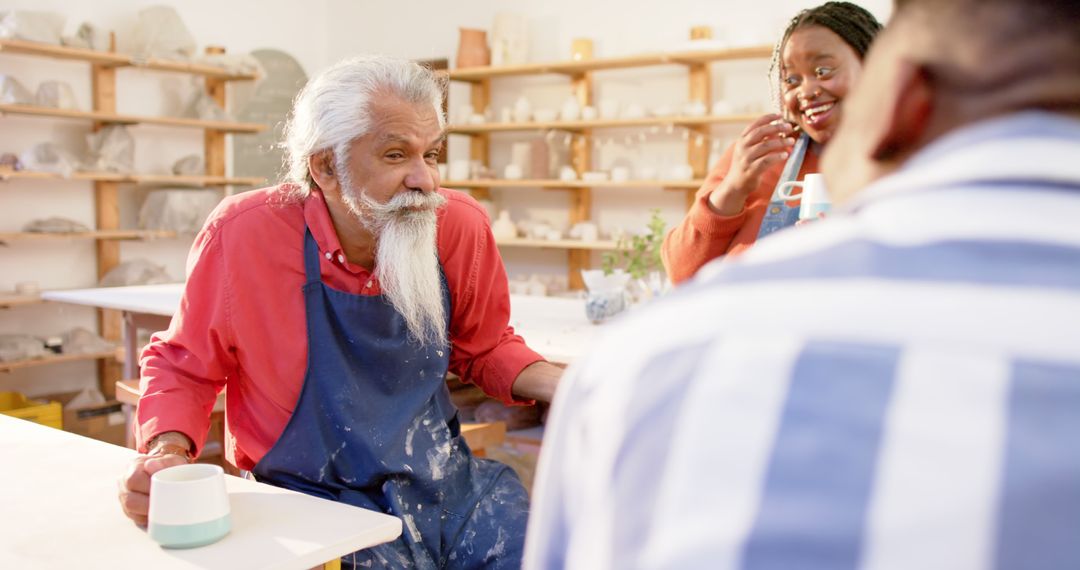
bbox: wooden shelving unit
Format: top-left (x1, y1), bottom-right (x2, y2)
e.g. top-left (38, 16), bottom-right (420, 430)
top-left (444, 179), bottom-right (703, 190)
top-left (0, 39), bottom-right (258, 81)
top-left (0, 349), bottom-right (119, 374)
top-left (495, 237), bottom-right (623, 251)
top-left (0, 230), bottom-right (176, 243)
top-left (0, 37), bottom-right (261, 395)
top-left (0, 103), bottom-right (265, 133)
top-left (0, 168), bottom-right (265, 187)
top-left (447, 41), bottom-right (770, 288)
top-left (447, 113), bottom-right (759, 134)
top-left (0, 293), bottom-right (43, 309)
top-left (445, 45), bottom-right (773, 81)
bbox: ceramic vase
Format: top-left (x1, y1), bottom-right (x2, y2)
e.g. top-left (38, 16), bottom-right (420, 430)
top-left (492, 211), bottom-right (518, 240)
top-left (456, 28), bottom-right (490, 69)
top-left (491, 13), bottom-right (528, 66)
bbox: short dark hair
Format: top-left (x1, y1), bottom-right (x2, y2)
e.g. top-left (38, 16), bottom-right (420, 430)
top-left (781, 1), bottom-right (883, 60)
top-left (769, 2), bottom-right (883, 104)
top-left (893, 0), bottom-right (1080, 42)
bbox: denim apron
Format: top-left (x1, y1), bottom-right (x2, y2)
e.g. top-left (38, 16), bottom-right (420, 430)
top-left (756, 132), bottom-right (811, 240)
top-left (252, 229), bottom-right (529, 569)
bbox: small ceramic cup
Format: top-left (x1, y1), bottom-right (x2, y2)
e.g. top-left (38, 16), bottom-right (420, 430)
top-left (779, 173), bottom-right (832, 220)
top-left (149, 464), bottom-right (231, 549)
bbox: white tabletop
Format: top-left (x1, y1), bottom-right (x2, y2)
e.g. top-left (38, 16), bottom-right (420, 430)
top-left (44, 284), bottom-right (602, 364)
top-left (0, 415), bottom-right (402, 570)
top-left (44, 283), bottom-right (183, 317)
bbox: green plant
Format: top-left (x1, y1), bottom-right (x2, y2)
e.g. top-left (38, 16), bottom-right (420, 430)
top-left (602, 209), bottom-right (667, 279)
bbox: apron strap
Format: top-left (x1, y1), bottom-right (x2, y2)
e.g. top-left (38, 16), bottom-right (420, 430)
top-left (303, 228), bottom-right (322, 286)
top-left (756, 132), bottom-right (811, 240)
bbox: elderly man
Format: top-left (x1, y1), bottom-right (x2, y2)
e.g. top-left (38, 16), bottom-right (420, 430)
top-left (525, 0), bottom-right (1080, 568)
top-left (118, 56), bottom-right (562, 568)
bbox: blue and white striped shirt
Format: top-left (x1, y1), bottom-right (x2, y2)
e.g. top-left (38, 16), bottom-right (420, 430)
top-left (524, 112), bottom-right (1080, 570)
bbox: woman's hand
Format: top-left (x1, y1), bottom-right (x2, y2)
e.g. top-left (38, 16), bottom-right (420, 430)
top-left (708, 114), bottom-right (796, 216)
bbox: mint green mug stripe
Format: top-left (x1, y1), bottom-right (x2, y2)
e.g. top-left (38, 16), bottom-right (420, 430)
top-left (149, 514), bottom-right (231, 549)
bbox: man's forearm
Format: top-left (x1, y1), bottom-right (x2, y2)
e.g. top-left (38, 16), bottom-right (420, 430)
top-left (510, 361), bottom-right (564, 403)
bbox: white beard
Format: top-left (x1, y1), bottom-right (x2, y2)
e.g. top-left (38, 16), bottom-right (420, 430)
top-left (340, 181), bottom-right (449, 348)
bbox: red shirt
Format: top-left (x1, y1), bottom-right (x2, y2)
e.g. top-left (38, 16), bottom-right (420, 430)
top-left (661, 142), bottom-right (820, 284)
top-left (136, 185), bottom-right (543, 470)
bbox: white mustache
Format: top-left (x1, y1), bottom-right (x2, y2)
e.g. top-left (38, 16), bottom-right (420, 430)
top-left (367, 190), bottom-right (447, 217)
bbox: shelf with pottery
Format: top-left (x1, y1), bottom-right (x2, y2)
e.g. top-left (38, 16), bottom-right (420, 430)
top-left (445, 44), bottom-right (774, 81)
top-left (444, 178), bottom-right (702, 190)
top-left (0, 103), bottom-right (265, 133)
top-left (0, 167), bottom-right (265, 187)
top-left (1, 29), bottom-right (261, 395)
top-left (0, 229), bottom-right (176, 243)
top-left (448, 28), bottom-right (769, 290)
top-left (447, 113), bottom-right (760, 134)
top-left (0, 293), bottom-right (43, 309)
top-left (0, 38), bottom-right (258, 81)
top-left (494, 236), bottom-right (623, 251)
top-left (0, 348), bottom-right (120, 373)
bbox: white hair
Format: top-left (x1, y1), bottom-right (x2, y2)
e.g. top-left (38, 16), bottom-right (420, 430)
top-left (282, 55), bottom-right (446, 194)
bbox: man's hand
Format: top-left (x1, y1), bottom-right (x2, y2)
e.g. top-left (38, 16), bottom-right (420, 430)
top-left (118, 431), bottom-right (193, 526)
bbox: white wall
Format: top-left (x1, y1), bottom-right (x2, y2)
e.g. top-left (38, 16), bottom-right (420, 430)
top-left (0, 0), bottom-right (327, 396)
top-left (323, 0), bottom-right (893, 284)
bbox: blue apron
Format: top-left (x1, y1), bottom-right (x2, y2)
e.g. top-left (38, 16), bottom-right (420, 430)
top-left (756, 132), bottom-right (811, 240)
top-left (252, 228), bottom-right (530, 569)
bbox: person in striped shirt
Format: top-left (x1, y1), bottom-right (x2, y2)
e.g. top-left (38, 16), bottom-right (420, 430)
top-left (524, 0), bottom-right (1080, 568)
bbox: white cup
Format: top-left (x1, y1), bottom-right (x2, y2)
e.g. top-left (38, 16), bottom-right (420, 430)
top-left (779, 173), bottom-right (832, 220)
top-left (149, 464), bottom-right (231, 549)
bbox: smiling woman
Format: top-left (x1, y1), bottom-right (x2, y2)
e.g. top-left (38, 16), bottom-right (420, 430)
top-left (661, 1), bottom-right (883, 284)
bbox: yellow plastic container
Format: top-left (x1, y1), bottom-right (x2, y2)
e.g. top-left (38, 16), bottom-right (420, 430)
top-left (0, 392), bottom-right (62, 429)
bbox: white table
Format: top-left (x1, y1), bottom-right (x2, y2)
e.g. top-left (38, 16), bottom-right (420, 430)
top-left (44, 284), bottom-right (602, 374)
top-left (0, 414), bottom-right (402, 570)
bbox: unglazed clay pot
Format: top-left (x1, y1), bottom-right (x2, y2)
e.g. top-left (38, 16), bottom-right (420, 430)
top-left (456, 28), bottom-right (490, 69)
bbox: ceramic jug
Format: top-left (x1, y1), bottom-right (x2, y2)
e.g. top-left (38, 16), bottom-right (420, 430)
top-left (456, 28), bottom-right (490, 69)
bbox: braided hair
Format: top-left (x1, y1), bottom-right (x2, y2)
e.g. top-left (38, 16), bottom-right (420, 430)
top-left (769, 2), bottom-right (884, 107)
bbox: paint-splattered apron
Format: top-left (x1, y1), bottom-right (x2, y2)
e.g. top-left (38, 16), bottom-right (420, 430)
top-left (252, 228), bottom-right (529, 568)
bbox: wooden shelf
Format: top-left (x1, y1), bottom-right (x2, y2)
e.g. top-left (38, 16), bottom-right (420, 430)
top-left (445, 179), bottom-right (702, 189)
top-left (447, 44), bottom-right (774, 81)
top-left (495, 237), bottom-right (623, 251)
top-left (0, 104), bottom-right (266, 133)
top-left (0, 39), bottom-right (257, 81)
top-left (0, 293), bottom-right (43, 309)
top-left (0, 349), bottom-right (119, 373)
top-left (448, 113), bottom-right (758, 134)
top-left (0, 229), bottom-right (177, 243)
top-left (0, 169), bottom-right (265, 187)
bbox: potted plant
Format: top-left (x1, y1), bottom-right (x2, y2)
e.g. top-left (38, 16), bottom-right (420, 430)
top-left (600, 209), bottom-right (669, 304)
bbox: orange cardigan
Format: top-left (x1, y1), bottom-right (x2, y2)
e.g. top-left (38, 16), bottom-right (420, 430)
top-left (662, 142), bottom-right (821, 284)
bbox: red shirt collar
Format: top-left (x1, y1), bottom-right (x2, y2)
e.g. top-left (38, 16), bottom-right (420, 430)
top-left (302, 186), bottom-right (369, 274)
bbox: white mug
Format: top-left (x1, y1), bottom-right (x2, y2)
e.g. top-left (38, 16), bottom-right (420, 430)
top-left (149, 463), bottom-right (231, 549)
top-left (778, 173), bottom-right (832, 220)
